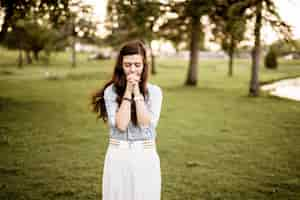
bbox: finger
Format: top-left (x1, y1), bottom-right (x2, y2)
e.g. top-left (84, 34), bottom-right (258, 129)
top-left (131, 79), bottom-right (138, 85)
top-left (126, 74), bottom-right (131, 81)
top-left (128, 78), bottom-right (136, 84)
top-left (127, 79), bottom-right (134, 85)
top-left (127, 74), bottom-right (136, 80)
top-left (129, 79), bottom-right (137, 85)
top-left (135, 76), bottom-right (141, 82)
top-left (127, 74), bottom-right (135, 80)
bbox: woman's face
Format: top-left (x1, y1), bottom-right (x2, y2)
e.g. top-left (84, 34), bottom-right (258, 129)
top-left (122, 54), bottom-right (144, 78)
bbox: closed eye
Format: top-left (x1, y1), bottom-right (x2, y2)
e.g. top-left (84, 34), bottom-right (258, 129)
top-left (124, 63), bottom-right (131, 68)
top-left (134, 63), bottom-right (142, 67)
top-left (123, 62), bottom-right (143, 68)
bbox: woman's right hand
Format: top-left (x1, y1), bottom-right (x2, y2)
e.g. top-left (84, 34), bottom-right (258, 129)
top-left (125, 72), bottom-right (140, 94)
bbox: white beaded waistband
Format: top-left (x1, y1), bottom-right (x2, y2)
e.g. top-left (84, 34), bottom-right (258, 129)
top-left (108, 138), bottom-right (156, 149)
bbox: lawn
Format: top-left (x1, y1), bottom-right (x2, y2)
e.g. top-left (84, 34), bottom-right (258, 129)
top-left (1, 49), bottom-right (300, 200)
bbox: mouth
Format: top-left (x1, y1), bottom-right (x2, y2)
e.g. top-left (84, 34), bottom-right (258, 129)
top-left (129, 71), bottom-right (140, 75)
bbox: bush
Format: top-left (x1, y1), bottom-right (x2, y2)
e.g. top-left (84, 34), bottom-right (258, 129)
top-left (264, 49), bottom-right (278, 69)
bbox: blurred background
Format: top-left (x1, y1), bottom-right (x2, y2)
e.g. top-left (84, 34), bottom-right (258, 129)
top-left (1, 0), bottom-right (300, 199)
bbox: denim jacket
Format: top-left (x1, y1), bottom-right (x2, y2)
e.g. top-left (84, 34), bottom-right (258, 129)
top-left (103, 82), bottom-right (163, 141)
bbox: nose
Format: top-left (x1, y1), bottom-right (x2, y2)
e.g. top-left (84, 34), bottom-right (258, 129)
top-left (130, 66), bottom-right (135, 72)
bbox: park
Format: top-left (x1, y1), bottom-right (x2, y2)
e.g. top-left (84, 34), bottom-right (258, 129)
top-left (1, 0), bottom-right (300, 199)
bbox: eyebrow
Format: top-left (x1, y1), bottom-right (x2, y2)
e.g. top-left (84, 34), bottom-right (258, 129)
top-left (123, 62), bottom-right (142, 64)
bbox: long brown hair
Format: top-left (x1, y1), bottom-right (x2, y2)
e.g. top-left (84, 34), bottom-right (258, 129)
top-left (90, 40), bottom-right (150, 127)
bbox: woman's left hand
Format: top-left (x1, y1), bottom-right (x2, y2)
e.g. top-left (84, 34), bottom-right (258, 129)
top-left (133, 74), bottom-right (141, 96)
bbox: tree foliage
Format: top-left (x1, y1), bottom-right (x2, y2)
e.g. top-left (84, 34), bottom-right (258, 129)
top-left (211, 0), bottom-right (248, 76)
top-left (105, 0), bottom-right (162, 48)
top-left (1, 0), bottom-right (99, 65)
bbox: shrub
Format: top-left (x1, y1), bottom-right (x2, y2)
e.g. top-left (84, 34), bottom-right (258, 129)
top-left (264, 49), bottom-right (278, 69)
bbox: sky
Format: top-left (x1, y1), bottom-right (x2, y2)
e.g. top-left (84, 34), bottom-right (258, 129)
top-left (84, 0), bottom-right (300, 45)
top-left (83, 0), bottom-right (108, 37)
top-left (263, 0), bottom-right (300, 43)
top-left (80, 0), bottom-right (300, 50)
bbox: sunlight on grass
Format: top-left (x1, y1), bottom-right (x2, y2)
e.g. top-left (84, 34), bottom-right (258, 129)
top-left (1, 50), bottom-right (300, 199)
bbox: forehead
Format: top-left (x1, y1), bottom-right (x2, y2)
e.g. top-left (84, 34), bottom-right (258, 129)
top-left (123, 54), bottom-right (143, 63)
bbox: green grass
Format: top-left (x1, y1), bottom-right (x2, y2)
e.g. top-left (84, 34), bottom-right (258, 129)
top-left (1, 48), bottom-right (300, 200)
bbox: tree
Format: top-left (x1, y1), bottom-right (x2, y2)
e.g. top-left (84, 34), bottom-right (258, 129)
top-left (269, 39), bottom-right (300, 56)
top-left (249, 0), bottom-right (262, 96)
top-left (264, 39), bottom-right (300, 69)
top-left (157, 5), bottom-right (206, 52)
top-left (0, 0), bottom-right (70, 42)
top-left (2, 18), bottom-right (59, 67)
top-left (66, 0), bottom-right (98, 67)
top-left (246, 0), bottom-right (292, 96)
top-left (105, 0), bottom-right (162, 74)
top-left (211, 0), bottom-right (247, 77)
top-left (158, 0), bottom-right (216, 86)
top-left (1, 0), bottom-right (98, 67)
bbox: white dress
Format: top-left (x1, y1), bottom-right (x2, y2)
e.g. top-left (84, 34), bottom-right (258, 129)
top-left (102, 82), bottom-right (163, 200)
top-left (102, 140), bottom-right (161, 200)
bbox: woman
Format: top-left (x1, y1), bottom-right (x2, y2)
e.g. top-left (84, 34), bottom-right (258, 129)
top-left (90, 40), bottom-right (163, 200)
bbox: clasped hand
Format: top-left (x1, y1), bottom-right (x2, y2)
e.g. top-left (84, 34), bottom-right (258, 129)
top-left (126, 72), bottom-right (141, 95)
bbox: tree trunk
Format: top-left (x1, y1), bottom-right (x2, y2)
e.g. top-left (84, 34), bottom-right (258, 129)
top-left (72, 36), bottom-right (76, 68)
top-left (18, 48), bottom-right (23, 68)
top-left (45, 51), bottom-right (50, 66)
top-left (249, 1), bottom-right (262, 96)
top-left (26, 51), bottom-right (32, 64)
top-left (228, 37), bottom-right (234, 77)
top-left (185, 15), bottom-right (200, 86)
top-left (71, 16), bottom-right (77, 68)
top-left (150, 44), bottom-right (156, 75)
top-left (33, 51), bottom-right (39, 61)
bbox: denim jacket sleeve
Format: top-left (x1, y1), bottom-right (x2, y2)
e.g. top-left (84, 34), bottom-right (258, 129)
top-left (142, 85), bottom-right (163, 129)
top-left (103, 85), bottom-right (119, 130)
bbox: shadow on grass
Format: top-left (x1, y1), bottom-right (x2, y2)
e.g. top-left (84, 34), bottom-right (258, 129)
top-left (259, 74), bottom-right (300, 85)
top-left (0, 96), bottom-right (66, 146)
top-left (0, 96), bottom-right (65, 112)
top-left (0, 70), bottom-right (15, 75)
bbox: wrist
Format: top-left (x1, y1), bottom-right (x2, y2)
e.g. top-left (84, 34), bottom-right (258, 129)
top-left (123, 90), bottom-right (133, 103)
top-left (134, 95), bottom-right (144, 102)
top-left (133, 88), bottom-right (141, 95)
top-left (125, 83), bottom-right (133, 93)
top-left (124, 90), bottom-right (132, 99)
top-left (122, 96), bottom-right (132, 103)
